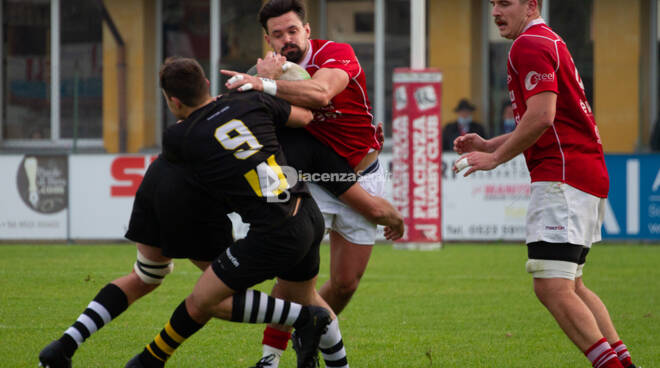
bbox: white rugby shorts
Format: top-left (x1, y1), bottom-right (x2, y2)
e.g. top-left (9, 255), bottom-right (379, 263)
top-left (526, 181), bottom-right (605, 247)
top-left (308, 161), bottom-right (385, 245)
top-left (525, 181), bottom-right (606, 279)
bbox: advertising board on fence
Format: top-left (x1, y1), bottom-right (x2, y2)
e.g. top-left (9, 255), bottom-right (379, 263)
top-left (441, 153), bottom-right (530, 240)
top-left (380, 153), bottom-right (530, 242)
top-left (69, 154), bottom-right (156, 239)
top-left (0, 155), bottom-right (68, 240)
top-left (603, 155), bottom-right (660, 240)
top-left (3, 153), bottom-right (659, 242)
top-left (391, 68), bottom-right (443, 244)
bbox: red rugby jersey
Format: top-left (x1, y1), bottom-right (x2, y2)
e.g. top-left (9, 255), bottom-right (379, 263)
top-left (299, 39), bottom-right (380, 168)
top-left (507, 19), bottom-right (609, 198)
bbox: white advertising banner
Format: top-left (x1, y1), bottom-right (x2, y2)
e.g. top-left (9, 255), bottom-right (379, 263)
top-left (441, 153), bottom-right (530, 240)
top-left (380, 152), bottom-right (530, 241)
top-left (0, 155), bottom-right (68, 240)
top-left (2, 153), bottom-right (530, 242)
top-left (69, 154), bottom-right (157, 240)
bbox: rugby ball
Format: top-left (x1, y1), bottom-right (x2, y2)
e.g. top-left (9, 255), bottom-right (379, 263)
top-left (279, 61), bottom-right (311, 81)
top-left (246, 61), bottom-right (311, 81)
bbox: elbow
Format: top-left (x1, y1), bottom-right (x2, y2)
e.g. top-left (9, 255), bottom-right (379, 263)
top-left (308, 88), bottom-right (333, 108)
top-left (540, 118), bottom-right (554, 129)
top-left (301, 110), bottom-right (313, 126)
top-left (316, 94), bottom-right (332, 107)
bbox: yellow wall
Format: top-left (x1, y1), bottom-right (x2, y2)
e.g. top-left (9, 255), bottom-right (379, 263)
top-left (593, 0), bottom-right (641, 152)
top-left (428, 0), bottom-right (485, 125)
top-left (103, 0), bottom-right (156, 153)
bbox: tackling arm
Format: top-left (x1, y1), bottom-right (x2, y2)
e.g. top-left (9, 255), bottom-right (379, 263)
top-left (339, 184), bottom-right (404, 240)
top-left (272, 68), bottom-right (348, 109)
top-left (285, 106), bottom-right (314, 128)
top-left (222, 68), bottom-right (349, 110)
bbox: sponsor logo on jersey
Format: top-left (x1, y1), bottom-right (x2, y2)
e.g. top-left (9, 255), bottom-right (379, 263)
top-left (225, 248), bottom-right (240, 267)
top-left (524, 71), bottom-right (555, 91)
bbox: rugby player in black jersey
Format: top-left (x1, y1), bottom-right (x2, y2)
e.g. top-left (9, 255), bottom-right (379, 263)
top-left (125, 57), bottom-right (341, 368)
top-left (39, 56), bottom-right (401, 368)
top-left (37, 155), bottom-right (235, 368)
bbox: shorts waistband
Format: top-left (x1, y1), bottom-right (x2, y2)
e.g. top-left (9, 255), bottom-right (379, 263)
top-left (358, 159), bottom-right (380, 177)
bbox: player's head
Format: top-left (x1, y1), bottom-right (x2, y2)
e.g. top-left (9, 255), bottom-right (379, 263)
top-left (490, 0), bottom-right (542, 40)
top-left (159, 57), bottom-right (210, 119)
top-left (259, 0), bottom-right (311, 63)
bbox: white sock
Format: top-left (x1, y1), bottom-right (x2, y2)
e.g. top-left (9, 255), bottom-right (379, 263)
top-left (320, 318), bottom-right (348, 368)
top-left (261, 345), bottom-right (283, 367)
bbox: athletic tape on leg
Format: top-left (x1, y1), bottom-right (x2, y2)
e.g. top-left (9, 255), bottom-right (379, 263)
top-left (134, 250), bottom-right (174, 285)
top-left (525, 259), bottom-right (578, 280)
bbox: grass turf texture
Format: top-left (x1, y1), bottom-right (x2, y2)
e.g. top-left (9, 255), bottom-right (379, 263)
top-left (0, 243), bottom-right (658, 367)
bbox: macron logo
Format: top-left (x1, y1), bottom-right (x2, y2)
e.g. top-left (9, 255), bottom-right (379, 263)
top-left (525, 71), bottom-right (554, 91)
top-left (225, 248), bottom-right (240, 267)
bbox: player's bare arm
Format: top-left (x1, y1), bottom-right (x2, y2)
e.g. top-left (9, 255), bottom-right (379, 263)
top-left (222, 67), bottom-right (349, 109)
top-left (457, 91), bottom-right (556, 176)
top-left (285, 105), bottom-right (313, 128)
top-left (338, 185), bottom-right (405, 240)
top-left (453, 131), bottom-right (513, 155)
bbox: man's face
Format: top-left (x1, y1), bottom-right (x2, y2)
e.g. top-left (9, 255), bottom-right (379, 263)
top-left (457, 110), bottom-right (473, 119)
top-left (264, 11), bottom-right (311, 63)
top-left (490, 0), bottom-right (534, 39)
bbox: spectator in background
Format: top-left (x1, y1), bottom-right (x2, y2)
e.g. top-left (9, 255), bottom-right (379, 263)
top-left (442, 98), bottom-right (486, 151)
top-left (500, 100), bottom-right (516, 134)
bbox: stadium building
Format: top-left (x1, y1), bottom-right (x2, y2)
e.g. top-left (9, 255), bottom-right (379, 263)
top-left (1, 0), bottom-right (658, 153)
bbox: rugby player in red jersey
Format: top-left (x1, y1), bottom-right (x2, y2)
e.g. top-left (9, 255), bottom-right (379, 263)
top-left (454, 1), bottom-right (638, 367)
top-left (221, 1), bottom-right (390, 367)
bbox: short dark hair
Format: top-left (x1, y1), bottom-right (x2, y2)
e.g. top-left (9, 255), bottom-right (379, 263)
top-left (258, 0), bottom-right (306, 32)
top-left (159, 57), bottom-right (208, 107)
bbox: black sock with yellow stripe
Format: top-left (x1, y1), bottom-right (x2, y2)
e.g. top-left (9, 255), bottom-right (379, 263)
top-left (138, 301), bottom-right (204, 367)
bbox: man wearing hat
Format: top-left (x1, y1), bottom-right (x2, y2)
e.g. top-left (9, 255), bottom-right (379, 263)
top-left (442, 98), bottom-right (486, 151)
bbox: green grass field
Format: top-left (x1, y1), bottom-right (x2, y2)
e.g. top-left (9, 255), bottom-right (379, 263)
top-left (1, 243), bottom-right (658, 367)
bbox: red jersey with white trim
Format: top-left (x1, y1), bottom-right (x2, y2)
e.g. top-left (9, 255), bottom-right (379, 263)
top-left (507, 19), bottom-right (609, 198)
top-left (300, 39), bottom-right (380, 168)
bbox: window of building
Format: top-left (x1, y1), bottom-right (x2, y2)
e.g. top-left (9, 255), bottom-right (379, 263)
top-left (651, 0), bottom-right (660, 151)
top-left (160, 0), bottom-right (262, 131)
top-left (1, 0), bottom-right (103, 147)
top-left (487, 6), bottom-right (513, 137)
top-left (325, 0), bottom-right (411, 138)
top-left (60, 0), bottom-right (102, 139)
top-left (2, 0), bottom-right (51, 141)
top-left (549, 0), bottom-right (594, 105)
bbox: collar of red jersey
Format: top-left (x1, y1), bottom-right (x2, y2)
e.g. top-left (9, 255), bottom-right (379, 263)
top-left (522, 17), bottom-right (546, 33)
top-left (298, 40), bottom-right (313, 69)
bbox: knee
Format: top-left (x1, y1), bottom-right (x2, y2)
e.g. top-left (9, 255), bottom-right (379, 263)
top-left (533, 280), bottom-right (571, 306)
top-left (331, 274), bottom-right (362, 297)
top-left (129, 271), bottom-right (161, 294)
top-left (185, 293), bottom-right (210, 322)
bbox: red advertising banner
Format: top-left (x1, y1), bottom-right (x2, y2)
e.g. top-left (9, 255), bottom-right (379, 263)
top-left (391, 68), bottom-right (442, 245)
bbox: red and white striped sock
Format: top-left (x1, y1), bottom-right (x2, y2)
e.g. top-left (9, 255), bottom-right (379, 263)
top-left (259, 326), bottom-right (290, 367)
top-left (611, 340), bottom-right (633, 368)
top-left (262, 326), bottom-right (290, 351)
top-left (585, 338), bottom-right (624, 368)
